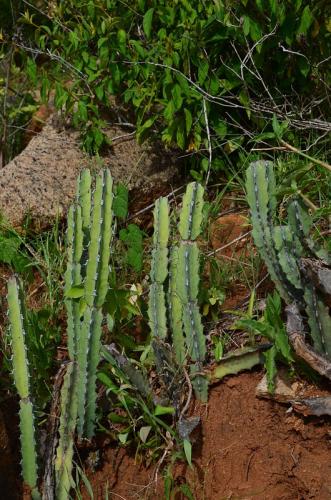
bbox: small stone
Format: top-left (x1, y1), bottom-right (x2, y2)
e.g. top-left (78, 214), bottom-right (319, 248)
top-left (256, 369), bottom-right (299, 402)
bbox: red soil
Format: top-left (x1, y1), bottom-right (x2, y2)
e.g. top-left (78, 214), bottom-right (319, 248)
top-left (83, 371), bottom-right (331, 499)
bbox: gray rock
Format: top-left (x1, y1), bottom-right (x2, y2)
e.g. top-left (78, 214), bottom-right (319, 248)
top-left (0, 119), bottom-right (179, 229)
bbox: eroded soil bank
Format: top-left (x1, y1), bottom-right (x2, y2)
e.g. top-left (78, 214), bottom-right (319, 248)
top-left (83, 371), bottom-right (331, 499)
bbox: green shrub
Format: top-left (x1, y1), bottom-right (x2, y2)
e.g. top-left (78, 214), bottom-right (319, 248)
top-left (2, 0), bottom-right (329, 174)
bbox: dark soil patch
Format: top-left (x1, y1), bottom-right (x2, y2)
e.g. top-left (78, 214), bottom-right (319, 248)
top-left (0, 398), bottom-right (21, 500)
top-left (83, 371), bottom-right (331, 499)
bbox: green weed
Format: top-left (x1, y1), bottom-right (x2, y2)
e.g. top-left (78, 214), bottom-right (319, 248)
top-left (237, 291), bottom-right (293, 392)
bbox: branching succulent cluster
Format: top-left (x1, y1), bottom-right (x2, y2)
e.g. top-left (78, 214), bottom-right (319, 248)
top-left (66, 169), bottom-right (113, 438)
top-left (7, 277), bottom-right (40, 500)
top-left (148, 183), bottom-right (208, 401)
top-left (246, 161), bottom-right (331, 359)
top-left (8, 172), bottom-right (210, 498)
top-left (7, 169), bottom-right (114, 499)
top-left (5, 161), bottom-right (330, 497)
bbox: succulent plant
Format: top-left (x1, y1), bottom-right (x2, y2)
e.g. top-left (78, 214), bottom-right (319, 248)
top-left (7, 277), bottom-right (40, 500)
top-left (8, 168), bottom-right (115, 498)
top-left (65, 169), bottom-right (114, 438)
top-left (246, 161), bottom-right (331, 360)
top-left (148, 183), bottom-right (208, 401)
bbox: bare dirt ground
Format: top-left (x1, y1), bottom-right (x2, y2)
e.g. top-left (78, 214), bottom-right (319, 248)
top-left (83, 371), bottom-right (331, 500)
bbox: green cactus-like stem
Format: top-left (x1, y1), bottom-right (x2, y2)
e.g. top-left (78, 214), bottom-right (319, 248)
top-left (102, 345), bottom-right (150, 399)
top-left (148, 283), bottom-right (168, 339)
top-left (168, 247), bottom-right (185, 364)
top-left (65, 205), bottom-right (83, 360)
top-left (150, 184), bottom-right (207, 399)
top-left (76, 306), bottom-right (92, 437)
top-left (272, 225), bottom-right (303, 293)
top-left (8, 278), bottom-right (30, 399)
top-left (176, 182), bottom-right (207, 401)
top-left (285, 198), bottom-right (331, 358)
top-left (176, 243), bottom-right (205, 362)
top-left (151, 197), bottom-right (169, 284)
top-left (179, 182), bottom-right (204, 240)
top-left (19, 401), bottom-right (40, 500)
top-left (65, 169), bottom-right (114, 439)
top-left (246, 161), bottom-right (302, 303)
top-left (7, 278), bottom-right (39, 495)
top-left (76, 169), bottom-right (113, 438)
top-left (84, 308), bottom-right (103, 439)
top-left (148, 197), bottom-right (169, 340)
top-left (316, 299), bottom-right (331, 359)
top-left (288, 199), bottom-right (331, 264)
top-left (246, 161), bottom-right (331, 364)
top-left (84, 170), bottom-right (113, 308)
top-left (304, 286), bottom-right (331, 358)
top-left (190, 364), bottom-right (208, 403)
top-left (77, 168), bottom-right (92, 232)
top-left (55, 362), bottom-right (78, 500)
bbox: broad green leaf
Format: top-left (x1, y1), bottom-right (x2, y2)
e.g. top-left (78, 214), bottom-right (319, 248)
top-left (183, 439), bottom-right (192, 467)
top-left (198, 60), bottom-right (209, 84)
top-left (264, 346), bottom-right (277, 393)
top-left (272, 114), bottom-right (282, 138)
top-left (119, 224), bottom-right (144, 273)
top-left (275, 328), bottom-right (293, 363)
top-left (172, 84), bottom-right (183, 111)
top-left (179, 483), bottom-right (194, 500)
top-left (143, 8), bottom-right (154, 39)
top-left (236, 319), bottom-right (274, 340)
top-left (154, 405), bottom-right (175, 416)
top-left (249, 19), bottom-right (262, 42)
top-left (243, 16), bottom-right (250, 36)
top-left (136, 116), bottom-right (156, 143)
top-left (108, 412), bottom-right (127, 423)
top-left (184, 109), bottom-right (193, 133)
top-left (65, 285), bottom-right (85, 299)
top-left (118, 433), bottom-right (129, 444)
top-left (97, 372), bottom-right (119, 392)
top-left (113, 184), bottom-right (128, 219)
top-left (164, 100), bottom-right (175, 122)
top-left (82, 51), bottom-right (89, 64)
top-left (117, 29), bottom-right (126, 46)
top-left (0, 236), bottom-right (20, 264)
top-left (107, 314), bottom-right (114, 332)
top-left (95, 85), bottom-right (104, 100)
top-left (164, 475), bottom-right (173, 500)
top-left (78, 101), bottom-right (87, 121)
top-left (201, 158), bottom-right (208, 172)
top-left (176, 122), bottom-right (186, 149)
top-left (124, 302), bottom-right (140, 316)
top-left (268, 0), bottom-right (277, 15)
top-left (139, 426), bottom-right (151, 443)
top-left (26, 57), bottom-right (37, 85)
top-left (297, 5), bottom-right (314, 35)
top-left (214, 120), bottom-right (227, 139)
top-left (214, 340), bottom-right (223, 361)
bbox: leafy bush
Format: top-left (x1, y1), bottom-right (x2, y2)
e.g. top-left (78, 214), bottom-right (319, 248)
top-left (2, 0), bottom-right (329, 173)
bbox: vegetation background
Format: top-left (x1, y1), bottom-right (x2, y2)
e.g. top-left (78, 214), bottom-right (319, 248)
top-left (0, 1), bottom-right (330, 499)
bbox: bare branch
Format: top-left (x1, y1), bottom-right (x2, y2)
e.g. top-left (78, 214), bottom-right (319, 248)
top-left (203, 99), bottom-right (212, 187)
